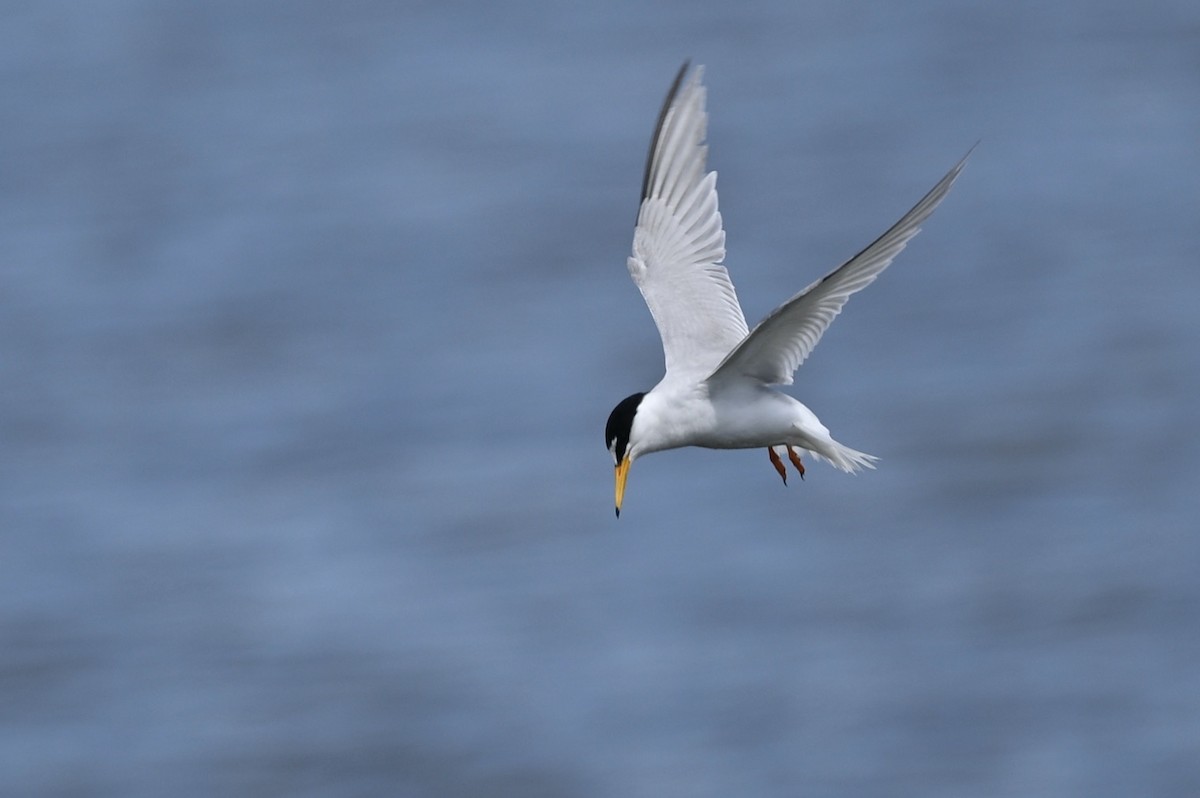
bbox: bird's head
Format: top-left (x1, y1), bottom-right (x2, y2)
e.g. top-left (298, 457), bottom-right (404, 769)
top-left (605, 392), bottom-right (646, 517)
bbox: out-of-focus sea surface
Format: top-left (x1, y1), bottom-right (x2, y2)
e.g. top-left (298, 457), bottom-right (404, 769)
top-left (3, 2), bottom-right (1197, 796)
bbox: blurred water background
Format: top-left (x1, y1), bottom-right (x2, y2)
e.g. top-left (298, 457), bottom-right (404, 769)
top-left (3, 1), bottom-right (1198, 796)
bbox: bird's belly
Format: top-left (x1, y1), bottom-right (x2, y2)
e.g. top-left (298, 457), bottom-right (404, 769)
top-left (692, 424), bottom-right (789, 450)
top-left (693, 391), bottom-right (813, 450)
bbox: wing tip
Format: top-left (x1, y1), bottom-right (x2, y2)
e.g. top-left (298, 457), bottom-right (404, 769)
top-left (639, 60), bottom-right (702, 204)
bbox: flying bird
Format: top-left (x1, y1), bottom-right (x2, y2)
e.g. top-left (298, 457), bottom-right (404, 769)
top-left (605, 63), bottom-right (969, 516)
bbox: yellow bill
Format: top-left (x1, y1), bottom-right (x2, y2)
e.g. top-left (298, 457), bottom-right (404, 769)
top-left (614, 456), bottom-right (631, 518)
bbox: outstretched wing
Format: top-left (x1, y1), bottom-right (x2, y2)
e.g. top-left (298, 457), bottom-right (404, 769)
top-left (627, 63), bottom-right (749, 382)
top-left (708, 150), bottom-right (971, 387)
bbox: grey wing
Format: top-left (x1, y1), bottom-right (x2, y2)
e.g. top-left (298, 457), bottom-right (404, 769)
top-left (627, 63), bottom-right (750, 383)
top-left (707, 149), bottom-right (971, 387)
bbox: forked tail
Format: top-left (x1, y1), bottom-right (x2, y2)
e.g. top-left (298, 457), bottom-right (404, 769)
top-left (810, 437), bottom-right (879, 473)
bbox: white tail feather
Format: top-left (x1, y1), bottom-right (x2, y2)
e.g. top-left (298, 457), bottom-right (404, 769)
top-left (809, 438), bottom-right (879, 473)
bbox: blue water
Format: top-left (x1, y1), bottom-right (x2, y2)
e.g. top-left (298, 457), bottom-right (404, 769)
top-left (3, 2), bottom-right (1198, 796)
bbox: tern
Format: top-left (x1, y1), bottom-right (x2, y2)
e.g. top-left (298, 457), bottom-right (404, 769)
top-left (604, 63), bottom-right (969, 516)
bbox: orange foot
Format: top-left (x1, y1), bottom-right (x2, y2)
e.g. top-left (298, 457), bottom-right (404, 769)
top-left (787, 446), bottom-right (806, 481)
top-left (767, 447), bottom-right (787, 485)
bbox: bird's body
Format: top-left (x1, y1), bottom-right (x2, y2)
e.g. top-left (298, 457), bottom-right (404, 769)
top-left (629, 379), bottom-right (867, 468)
top-left (606, 63), bottom-right (969, 515)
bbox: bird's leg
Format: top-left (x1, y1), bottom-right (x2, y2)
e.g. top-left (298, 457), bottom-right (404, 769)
top-left (786, 446), bottom-right (806, 480)
top-left (767, 447), bottom-right (787, 485)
